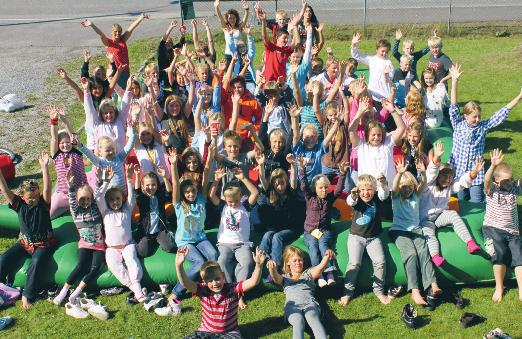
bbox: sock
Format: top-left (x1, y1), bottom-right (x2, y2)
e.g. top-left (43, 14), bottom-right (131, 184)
top-left (68, 286), bottom-right (83, 304)
top-left (53, 287), bottom-right (69, 305)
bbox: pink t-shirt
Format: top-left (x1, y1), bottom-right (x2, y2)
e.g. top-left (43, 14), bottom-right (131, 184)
top-left (107, 38), bottom-right (129, 71)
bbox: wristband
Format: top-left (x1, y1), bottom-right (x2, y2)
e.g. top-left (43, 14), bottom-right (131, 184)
top-left (50, 118), bottom-right (58, 125)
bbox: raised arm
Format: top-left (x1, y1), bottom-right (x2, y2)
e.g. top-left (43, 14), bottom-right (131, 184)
top-left (228, 92), bottom-right (241, 131)
top-left (162, 20), bottom-right (178, 42)
top-left (175, 247), bottom-right (198, 293)
top-left (80, 19), bottom-right (109, 46)
top-left (322, 114), bottom-right (341, 148)
top-left (57, 68), bottom-right (83, 102)
top-left (255, 153), bottom-right (269, 191)
top-left (243, 123), bottom-right (265, 154)
top-left (290, 71), bottom-right (303, 107)
top-left (347, 97), bottom-right (368, 147)
top-left (505, 87), bottom-right (522, 110)
top-left (168, 149), bottom-right (180, 204)
top-left (240, 0), bottom-right (250, 29)
top-left (289, 105), bottom-right (302, 148)
top-left (449, 63), bottom-right (462, 106)
top-left (123, 13), bottom-right (149, 42)
top-left (326, 61), bottom-right (345, 102)
top-left (202, 19), bottom-right (216, 57)
top-left (38, 152), bottom-right (52, 205)
top-left (485, 148), bottom-right (503, 194)
top-left (312, 83), bottom-right (326, 126)
top-left (242, 247), bottom-right (267, 292)
top-left (209, 167), bottom-right (226, 205)
top-left (201, 144), bottom-right (215, 197)
top-left (223, 53), bottom-right (238, 92)
top-left (392, 29), bottom-right (402, 61)
top-left (286, 154), bottom-right (298, 190)
top-left (314, 24), bottom-right (325, 53)
top-left (415, 158), bottom-right (427, 193)
top-left (214, 0), bottom-right (228, 28)
top-left (259, 10), bottom-right (268, 43)
top-left (234, 167), bottom-right (259, 205)
top-left (48, 106), bottom-right (60, 156)
top-left (350, 33), bottom-right (370, 65)
top-left (381, 99), bottom-right (405, 145)
top-left (392, 159), bottom-right (407, 196)
top-left (310, 250), bottom-right (336, 279)
top-left (267, 260), bottom-right (283, 285)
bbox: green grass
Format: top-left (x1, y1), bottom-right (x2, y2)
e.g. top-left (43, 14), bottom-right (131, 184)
top-left (1, 30), bottom-right (522, 338)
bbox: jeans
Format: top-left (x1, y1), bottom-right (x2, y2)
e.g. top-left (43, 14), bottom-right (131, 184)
top-left (259, 229), bottom-right (297, 268)
top-left (321, 165), bottom-right (353, 193)
top-left (0, 242), bottom-right (55, 301)
top-left (218, 243), bottom-right (253, 283)
top-left (173, 240), bottom-right (217, 298)
top-left (344, 234), bottom-right (386, 296)
top-left (457, 184), bottom-right (485, 203)
top-left (136, 230), bottom-right (175, 258)
top-left (303, 230), bottom-right (335, 272)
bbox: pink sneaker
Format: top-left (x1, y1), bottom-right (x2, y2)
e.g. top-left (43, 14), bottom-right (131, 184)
top-left (466, 240), bottom-right (480, 254)
top-left (432, 254), bottom-right (446, 267)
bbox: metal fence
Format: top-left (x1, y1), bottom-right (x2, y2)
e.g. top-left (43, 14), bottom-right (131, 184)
top-left (177, 0), bottom-right (522, 35)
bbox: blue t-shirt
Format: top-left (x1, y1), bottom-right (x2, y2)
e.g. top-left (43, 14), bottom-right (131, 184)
top-left (390, 192), bottom-right (420, 232)
top-left (174, 194), bottom-right (207, 246)
top-left (293, 141), bottom-right (328, 182)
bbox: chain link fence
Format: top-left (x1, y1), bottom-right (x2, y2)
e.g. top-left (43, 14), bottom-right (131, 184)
top-left (177, 0), bottom-right (522, 36)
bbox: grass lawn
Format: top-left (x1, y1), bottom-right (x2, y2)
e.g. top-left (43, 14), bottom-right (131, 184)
top-left (0, 30), bottom-right (522, 338)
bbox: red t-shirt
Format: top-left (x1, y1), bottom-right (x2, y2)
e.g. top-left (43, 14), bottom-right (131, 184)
top-left (195, 282), bottom-right (244, 334)
top-left (263, 41), bottom-right (293, 82)
top-left (107, 38), bottom-right (129, 71)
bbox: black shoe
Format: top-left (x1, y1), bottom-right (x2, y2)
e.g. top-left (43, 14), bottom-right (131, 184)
top-left (126, 292), bottom-right (139, 305)
top-left (460, 312), bottom-right (486, 328)
top-left (402, 304), bottom-right (418, 329)
top-left (453, 290), bottom-right (465, 309)
top-left (424, 287), bottom-right (439, 311)
top-left (388, 285), bottom-right (404, 299)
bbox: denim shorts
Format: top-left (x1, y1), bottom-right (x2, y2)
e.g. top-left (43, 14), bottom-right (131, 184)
top-left (483, 226), bottom-right (522, 267)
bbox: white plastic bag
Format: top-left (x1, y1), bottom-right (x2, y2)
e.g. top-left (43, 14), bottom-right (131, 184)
top-left (0, 93), bottom-right (26, 112)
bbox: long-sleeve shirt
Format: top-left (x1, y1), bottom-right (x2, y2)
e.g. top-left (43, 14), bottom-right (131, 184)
top-left (301, 172), bottom-right (345, 232)
top-left (96, 180), bottom-right (135, 247)
top-left (287, 30), bottom-right (313, 106)
top-left (68, 185), bottom-right (105, 251)
top-left (80, 127), bottom-right (137, 195)
top-left (351, 47), bottom-right (394, 101)
top-left (419, 161), bottom-right (472, 220)
top-left (392, 40), bottom-right (430, 78)
top-left (448, 104), bottom-right (510, 185)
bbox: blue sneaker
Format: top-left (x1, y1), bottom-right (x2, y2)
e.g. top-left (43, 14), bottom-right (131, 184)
top-left (0, 316), bottom-right (13, 330)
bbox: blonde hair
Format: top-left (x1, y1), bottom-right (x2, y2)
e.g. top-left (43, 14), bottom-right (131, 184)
top-left (209, 111), bottom-right (223, 123)
top-left (269, 128), bottom-right (287, 144)
top-left (282, 246), bottom-right (305, 274)
top-left (364, 120), bottom-right (386, 144)
top-left (462, 101), bottom-right (481, 116)
top-left (428, 36), bottom-right (442, 48)
top-left (195, 63), bottom-right (210, 73)
top-left (324, 102), bottom-right (344, 153)
top-left (325, 58), bottom-right (339, 70)
top-left (19, 180), bottom-right (39, 195)
top-left (357, 174), bottom-right (377, 190)
top-left (400, 54), bottom-right (413, 65)
top-left (97, 136), bottom-right (116, 151)
top-left (76, 184), bottom-right (94, 198)
top-left (111, 23), bottom-right (122, 33)
top-left (399, 171), bottom-right (419, 192)
top-left (105, 186), bottom-right (125, 210)
top-left (275, 9), bottom-right (288, 18)
top-left (405, 90), bottom-right (425, 121)
top-left (302, 123), bottom-right (318, 136)
top-left (311, 174), bottom-right (330, 194)
top-left (403, 39), bottom-right (415, 48)
top-left (223, 186), bottom-right (242, 200)
top-left (98, 98), bottom-right (119, 121)
top-left (144, 63), bottom-right (159, 76)
top-left (494, 163), bottom-right (513, 179)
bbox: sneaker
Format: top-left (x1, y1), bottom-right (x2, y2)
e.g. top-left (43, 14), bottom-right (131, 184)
top-left (467, 240), bottom-right (480, 254)
top-left (65, 302), bottom-right (89, 319)
top-left (144, 292), bottom-right (166, 312)
top-left (483, 327), bottom-right (512, 339)
top-left (460, 312), bottom-right (486, 328)
top-left (126, 292), bottom-right (139, 305)
top-left (88, 303), bottom-right (109, 321)
top-left (401, 304), bottom-right (418, 329)
top-left (159, 284), bottom-right (169, 295)
top-left (431, 254), bottom-right (446, 267)
top-left (388, 285), bottom-right (404, 299)
top-left (79, 298), bottom-right (97, 310)
top-left (100, 287), bottom-right (124, 296)
top-left (0, 316), bottom-right (13, 330)
top-left (155, 299), bottom-right (182, 316)
top-left (317, 279), bottom-right (327, 288)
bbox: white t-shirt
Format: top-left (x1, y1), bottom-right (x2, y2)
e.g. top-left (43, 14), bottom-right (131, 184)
top-left (356, 135), bottom-right (396, 187)
top-left (217, 200), bottom-right (252, 245)
top-left (424, 84), bottom-right (449, 128)
top-left (351, 47), bottom-right (394, 101)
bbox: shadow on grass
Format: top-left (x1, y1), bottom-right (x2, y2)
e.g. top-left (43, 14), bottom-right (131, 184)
top-left (484, 137), bottom-right (514, 154)
top-left (241, 316), bottom-right (287, 338)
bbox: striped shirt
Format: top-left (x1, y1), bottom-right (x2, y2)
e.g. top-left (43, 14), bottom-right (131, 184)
top-left (483, 182), bottom-right (521, 235)
top-left (448, 105), bottom-right (510, 185)
top-left (52, 148), bottom-right (87, 194)
top-left (195, 282), bottom-right (243, 334)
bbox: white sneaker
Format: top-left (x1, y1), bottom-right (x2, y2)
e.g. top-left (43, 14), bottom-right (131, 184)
top-left (88, 303), bottom-right (109, 320)
top-left (159, 284), bottom-right (169, 295)
top-left (65, 302), bottom-right (89, 319)
top-left (154, 300), bottom-right (182, 316)
top-left (317, 279), bottom-right (328, 288)
top-left (79, 297), bottom-right (96, 310)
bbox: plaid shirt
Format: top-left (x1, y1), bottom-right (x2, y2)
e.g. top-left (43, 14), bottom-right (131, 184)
top-left (448, 104), bottom-right (510, 185)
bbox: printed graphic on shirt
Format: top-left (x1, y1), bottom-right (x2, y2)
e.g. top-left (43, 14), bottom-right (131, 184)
top-left (303, 156), bottom-right (315, 172)
top-left (79, 226), bottom-right (102, 245)
top-left (355, 203), bottom-right (376, 225)
top-left (225, 209), bottom-right (241, 231)
top-left (428, 61), bottom-right (441, 75)
top-left (184, 214), bottom-right (199, 234)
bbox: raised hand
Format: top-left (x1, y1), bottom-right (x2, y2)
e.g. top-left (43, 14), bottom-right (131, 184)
top-left (84, 51), bottom-right (92, 62)
top-left (201, 19), bottom-right (209, 27)
top-left (243, 24), bottom-right (251, 35)
top-left (38, 151), bottom-right (50, 167)
top-left (106, 51), bottom-right (114, 63)
top-left (57, 68), bottom-right (67, 79)
top-left (395, 29), bottom-right (403, 40)
top-left (134, 163), bottom-right (142, 178)
top-left (241, 54), bottom-right (251, 65)
top-left (176, 246), bottom-right (189, 266)
top-left (286, 153), bottom-right (296, 165)
top-left (167, 148), bottom-right (178, 164)
top-left (312, 82), bottom-right (321, 96)
top-left (395, 159), bottom-right (408, 174)
top-left (95, 166), bottom-right (103, 181)
top-left (232, 92), bottom-right (241, 105)
top-left (218, 58), bottom-right (228, 72)
top-left (289, 105), bottom-right (302, 118)
top-left (191, 19), bottom-right (198, 27)
top-left (472, 156), bottom-right (485, 173)
top-left (267, 260), bottom-right (277, 271)
top-left (104, 166), bottom-right (114, 181)
top-left (351, 32), bottom-right (362, 46)
top-left (252, 247), bottom-right (267, 265)
top-left (140, 12), bottom-right (150, 20)
top-left (47, 106), bottom-right (59, 120)
top-left (255, 152), bottom-right (265, 166)
top-left (381, 99), bottom-right (395, 113)
top-left (169, 20), bottom-right (178, 30)
top-left (241, 0), bottom-right (249, 10)
top-left (297, 156), bottom-right (306, 172)
top-left (449, 63), bottom-right (462, 80)
top-left (350, 187), bottom-right (359, 200)
top-left (433, 142), bottom-right (444, 159)
top-left (316, 23), bottom-right (325, 33)
top-left (338, 161), bottom-right (350, 175)
top-left (80, 77), bottom-right (90, 91)
top-left (214, 166), bottom-right (226, 181)
top-left (490, 148), bottom-right (503, 167)
top-left (324, 249), bottom-right (336, 261)
top-left (80, 19), bottom-right (92, 27)
top-left (376, 172), bottom-right (388, 187)
top-left (264, 97), bottom-right (276, 117)
top-left (233, 167), bottom-right (245, 180)
top-left (214, 0), bottom-right (220, 8)
top-left (125, 163), bottom-right (135, 178)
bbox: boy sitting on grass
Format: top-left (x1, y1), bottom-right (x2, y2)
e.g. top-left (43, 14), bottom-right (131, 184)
top-left (176, 246), bottom-right (267, 338)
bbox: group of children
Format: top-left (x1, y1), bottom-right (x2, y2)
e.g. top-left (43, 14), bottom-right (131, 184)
top-left (0, 0), bottom-right (521, 337)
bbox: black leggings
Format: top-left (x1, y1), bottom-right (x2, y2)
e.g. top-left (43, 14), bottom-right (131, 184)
top-left (66, 248), bottom-right (105, 286)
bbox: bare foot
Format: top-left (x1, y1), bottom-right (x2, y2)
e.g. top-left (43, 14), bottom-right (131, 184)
top-left (492, 288), bottom-right (503, 302)
top-left (238, 297), bottom-right (247, 310)
top-left (412, 289), bottom-right (427, 305)
top-left (21, 296), bottom-right (32, 310)
top-left (376, 294), bottom-right (391, 305)
top-left (338, 295), bottom-right (351, 307)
